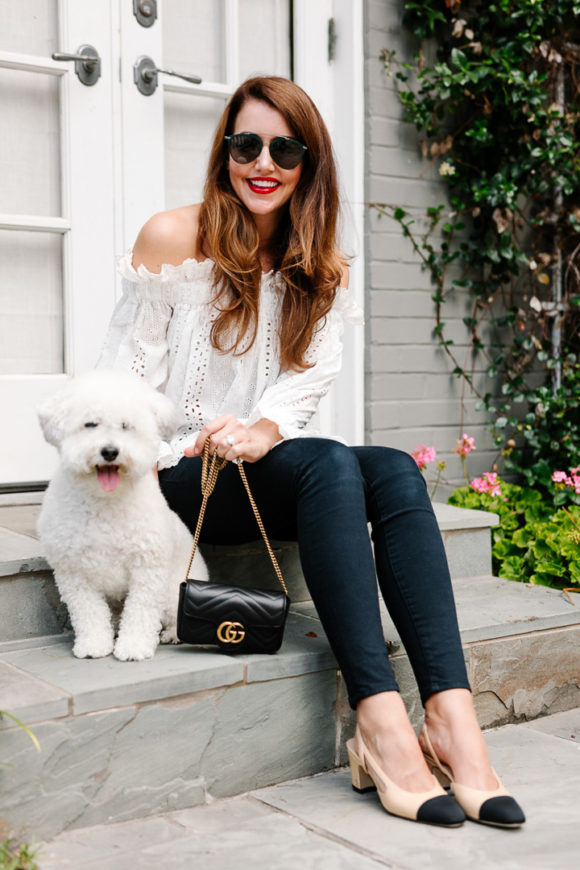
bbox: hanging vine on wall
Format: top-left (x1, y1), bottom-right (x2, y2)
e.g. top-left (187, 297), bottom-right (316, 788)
top-left (373, 0), bottom-right (580, 492)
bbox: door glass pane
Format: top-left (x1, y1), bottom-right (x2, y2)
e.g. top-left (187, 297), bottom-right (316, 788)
top-left (0, 230), bottom-right (64, 374)
top-left (238, 0), bottom-right (291, 80)
top-left (0, 68), bottom-right (61, 216)
top-left (163, 0), bottom-right (225, 84)
top-left (164, 94), bottom-right (227, 209)
top-left (0, 0), bottom-right (58, 56)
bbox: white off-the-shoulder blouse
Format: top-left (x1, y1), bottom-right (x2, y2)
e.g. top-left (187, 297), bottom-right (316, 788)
top-left (97, 252), bottom-right (364, 469)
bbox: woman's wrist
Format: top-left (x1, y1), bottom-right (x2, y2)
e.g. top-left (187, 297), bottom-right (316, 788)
top-left (248, 417), bottom-right (282, 453)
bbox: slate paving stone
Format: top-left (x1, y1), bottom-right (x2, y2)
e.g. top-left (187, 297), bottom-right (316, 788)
top-left (34, 711), bottom-right (580, 870)
top-left (255, 722), bottom-right (580, 870)
top-left (38, 796), bottom-right (384, 870)
top-left (521, 707), bottom-right (580, 743)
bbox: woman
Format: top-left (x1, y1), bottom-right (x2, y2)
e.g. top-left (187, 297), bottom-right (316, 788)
top-left (99, 76), bottom-right (524, 828)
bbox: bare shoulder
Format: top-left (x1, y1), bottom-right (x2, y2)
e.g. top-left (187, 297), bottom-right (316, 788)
top-left (132, 204), bottom-right (203, 273)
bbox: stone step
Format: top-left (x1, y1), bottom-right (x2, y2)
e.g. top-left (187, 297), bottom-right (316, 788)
top-left (1, 574), bottom-right (578, 842)
top-left (0, 501), bottom-right (498, 644)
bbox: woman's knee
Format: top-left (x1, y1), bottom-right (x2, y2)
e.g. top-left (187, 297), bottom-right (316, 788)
top-left (355, 446), bottom-right (430, 510)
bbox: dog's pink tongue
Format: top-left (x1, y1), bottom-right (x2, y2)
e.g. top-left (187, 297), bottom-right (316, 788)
top-left (97, 467), bottom-right (120, 492)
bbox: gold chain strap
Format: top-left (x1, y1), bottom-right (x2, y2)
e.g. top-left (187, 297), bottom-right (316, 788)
top-left (184, 442), bottom-right (289, 597)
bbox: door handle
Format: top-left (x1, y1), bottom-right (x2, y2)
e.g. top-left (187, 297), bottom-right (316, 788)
top-left (52, 44), bottom-right (101, 86)
top-left (133, 55), bottom-right (202, 95)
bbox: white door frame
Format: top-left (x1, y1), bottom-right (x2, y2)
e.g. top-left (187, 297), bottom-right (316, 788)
top-left (293, 0), bottom-right (365, 445)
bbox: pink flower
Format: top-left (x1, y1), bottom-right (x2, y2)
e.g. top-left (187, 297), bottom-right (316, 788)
top-left (412, 445), bottom-right (437, 471)
top-left (470, 472), bottom-right (501, 497)
top-left (470, 476), bottom-right (486, 493)
top-left (483, 472), bottom-right (502, 497)
top-left (552, 470), bottom-right (569, 484)
top-left (454, 433), bottom-right (476, 457)
top-left (552, 469), bottom-right (580, 492)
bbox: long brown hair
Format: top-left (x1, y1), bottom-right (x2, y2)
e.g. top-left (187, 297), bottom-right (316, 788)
top-left (198, 76), bottom-right (344, 371)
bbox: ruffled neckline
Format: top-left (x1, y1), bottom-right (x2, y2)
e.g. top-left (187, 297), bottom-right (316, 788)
top-left (117, 250), bottom-right (276, 284)
top-left (116, 249), bottom-right (363, 322)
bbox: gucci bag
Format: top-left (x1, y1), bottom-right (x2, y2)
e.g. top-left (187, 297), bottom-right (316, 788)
top-left (177, 443), bottom-right (290, 654)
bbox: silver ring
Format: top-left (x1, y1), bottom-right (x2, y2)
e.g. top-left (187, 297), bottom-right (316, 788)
top-left (226, 434), bottom-right (236, 447)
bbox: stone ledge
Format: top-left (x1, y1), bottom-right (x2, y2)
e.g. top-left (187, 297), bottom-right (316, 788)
top-left (0, 612), bottom-right (336, 720)
top-left (2, 577), bottom-right (578, 729)
top-left (433, 501), bottom-right (499, 530)
top-left (293, 575), bottom-right (580, 650)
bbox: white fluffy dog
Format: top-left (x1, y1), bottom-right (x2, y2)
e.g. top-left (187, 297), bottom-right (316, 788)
top-left (37, 369), bottom-right (207, 661)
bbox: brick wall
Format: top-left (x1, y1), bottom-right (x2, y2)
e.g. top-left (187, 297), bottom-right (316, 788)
top-left (364, 0), bottom-right (499, 493)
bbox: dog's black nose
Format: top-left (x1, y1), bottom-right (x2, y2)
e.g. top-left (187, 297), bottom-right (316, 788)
top-left (100, 446), bottom-right (119, 462)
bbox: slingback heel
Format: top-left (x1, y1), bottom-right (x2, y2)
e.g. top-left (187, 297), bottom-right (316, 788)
top-left (346, 727), bottom-right (465, 827)
top-left (420, 724), bottom-right (526, 829)
top-left (346, 741), bottom-right (376, 793)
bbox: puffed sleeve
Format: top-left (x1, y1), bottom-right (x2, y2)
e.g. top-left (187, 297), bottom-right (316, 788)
top-left (96, 253), bottom-right (174, 391)
top-left (246, 287), bottom-right (363, 439)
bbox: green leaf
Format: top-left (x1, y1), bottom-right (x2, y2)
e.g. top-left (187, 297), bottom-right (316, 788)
top-left (451, 48), bottom-right (468, 70)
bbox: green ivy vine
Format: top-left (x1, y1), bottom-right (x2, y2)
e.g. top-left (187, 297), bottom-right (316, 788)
top-left (373, 0), bottom-right (580, 490)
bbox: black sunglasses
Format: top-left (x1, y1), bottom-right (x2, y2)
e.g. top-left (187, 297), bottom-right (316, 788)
top-left (225, 132), bottom-right (307, 170)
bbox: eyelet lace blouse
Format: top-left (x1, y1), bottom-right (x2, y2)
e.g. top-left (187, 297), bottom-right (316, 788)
top-left (97, 252), bottom-right (364, 469)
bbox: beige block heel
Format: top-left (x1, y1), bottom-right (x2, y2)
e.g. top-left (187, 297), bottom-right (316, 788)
top-left (346, 739), bottom-right (376, 793)
top-left (345, 728), bottom-right (465, 826)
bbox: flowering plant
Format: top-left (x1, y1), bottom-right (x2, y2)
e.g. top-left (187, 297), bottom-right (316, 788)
top-left (411, 444), bottom-right (445, 498)
top-left (471, 472), bottom-right (502, 498)
top-left (450, 481), bottom-right (580, 590)
top-left (552, 468), bottom-right (580, 495)
top-left (411, 444), bottom-right (437, 470)
top-left (410, 432), bottom-right (580, 589)
top-left (453, 434), bottom-right (476, 458)
top-left (375, 0), bottom-right (580, 498)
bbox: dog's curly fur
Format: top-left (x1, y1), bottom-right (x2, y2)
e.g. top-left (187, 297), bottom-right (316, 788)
top-left (37, 370), bottom-right (207, 661)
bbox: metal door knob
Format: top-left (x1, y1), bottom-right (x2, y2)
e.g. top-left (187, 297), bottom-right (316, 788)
top-left (52, 44), bottom-right (101, 86)
top-left (133, 55), bottom-right (202, 95)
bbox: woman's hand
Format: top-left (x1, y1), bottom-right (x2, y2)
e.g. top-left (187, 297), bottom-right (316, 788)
top-left (184, 414), bottom-right (281, 464)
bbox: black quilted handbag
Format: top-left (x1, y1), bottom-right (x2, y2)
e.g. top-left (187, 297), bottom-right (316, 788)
top-left (177, 443), bottom-right (290, 654)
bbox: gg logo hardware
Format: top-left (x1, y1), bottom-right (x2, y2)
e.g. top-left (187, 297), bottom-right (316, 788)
top-left (217, 621), bottom-right (246, 644)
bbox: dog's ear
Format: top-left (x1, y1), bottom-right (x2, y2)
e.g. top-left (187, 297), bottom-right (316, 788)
top-left (37, 386), bottom-right (73, 447)
top-left (149, 390), bottom-right (178, 441)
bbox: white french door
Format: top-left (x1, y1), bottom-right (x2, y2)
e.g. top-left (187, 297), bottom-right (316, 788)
top-left (0, 0), bottom-right (117, 484)
top-left (0, 0), bottom-right (363, 487)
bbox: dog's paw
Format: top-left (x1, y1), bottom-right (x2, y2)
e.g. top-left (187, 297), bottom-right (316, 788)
top-left (160, 626), bottom-right (180, 645)
top-left (113, 635), bottom-right (157, 661)
top-left (73, 636), bottom-right (114, 659)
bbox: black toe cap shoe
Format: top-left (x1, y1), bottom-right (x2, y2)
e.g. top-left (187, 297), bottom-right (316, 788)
top-left (479, 796), bottom-right (526, 827)
top-left (417, 795), bottom-right (466, 827)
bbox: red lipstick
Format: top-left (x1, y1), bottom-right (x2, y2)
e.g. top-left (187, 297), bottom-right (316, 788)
top-left (247, 177), bottom-right (281, 194)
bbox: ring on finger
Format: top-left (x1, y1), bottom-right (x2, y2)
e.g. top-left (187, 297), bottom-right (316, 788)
top-left (226, 434), bottom-right (236, 447)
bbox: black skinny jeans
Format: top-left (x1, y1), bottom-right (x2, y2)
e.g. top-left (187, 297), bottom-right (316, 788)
top-left (159, 438), bottom-right (470, 709)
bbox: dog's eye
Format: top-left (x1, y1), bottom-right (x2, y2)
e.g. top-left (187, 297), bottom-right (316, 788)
top-left (121, 422), bottom-right (131, 430)
top-left (84, 422), bottom-right (98, 429)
